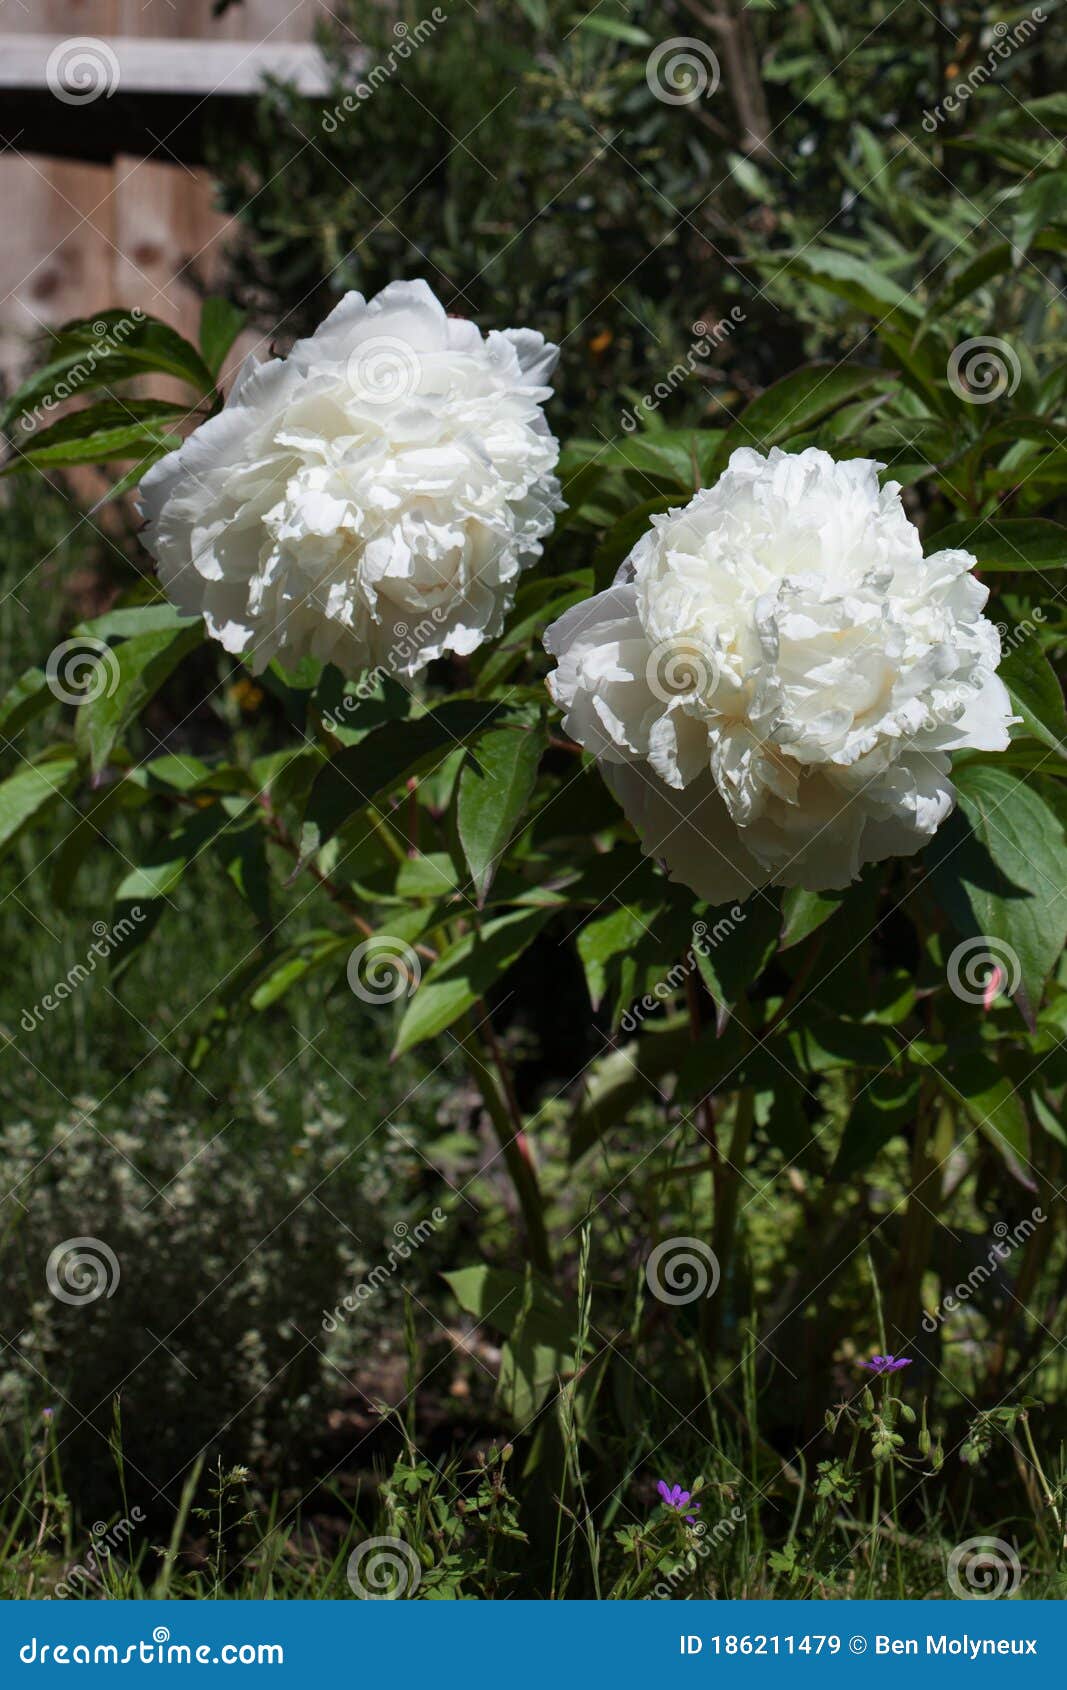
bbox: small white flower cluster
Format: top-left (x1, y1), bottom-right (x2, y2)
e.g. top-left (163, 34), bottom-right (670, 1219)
top-left (140, 286), bottom-right (1014, 899)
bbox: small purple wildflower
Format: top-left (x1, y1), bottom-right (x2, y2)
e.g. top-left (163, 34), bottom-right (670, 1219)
top-left (860, 1355), bottom-right (912, 1375)
top-left (656, 1480), bottom-right (701, 1525)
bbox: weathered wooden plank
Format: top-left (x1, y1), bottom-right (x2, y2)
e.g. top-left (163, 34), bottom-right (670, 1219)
top-left (1, 35), bottom-right (331, 95)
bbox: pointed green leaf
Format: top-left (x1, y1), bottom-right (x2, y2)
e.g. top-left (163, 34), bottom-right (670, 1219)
top-left (199, 297), bottom-right (247, 380)
top-left (81, 621), bottom-right (204, 774)
top-left (458, 722), bottom-right (545, 904)
top-left (723, 364), bottom-right (893, 455)
top-left (303, 702), bottom-right (502, 851)
top-left (923, 517), bottom-right (1067, 572)
top-left (0, 751), bottom-right (78, 861)
top-left (393, 906), bottom-right (552, 1056)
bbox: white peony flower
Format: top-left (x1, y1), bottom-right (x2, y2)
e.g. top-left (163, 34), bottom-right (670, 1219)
top-left (544, 447), bottom-right (1014, 900)
top-left (139, 279), bottom-right (562, 678)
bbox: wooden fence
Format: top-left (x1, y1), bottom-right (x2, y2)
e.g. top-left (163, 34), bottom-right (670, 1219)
top-left (0, 1), bottom-right (332, 387)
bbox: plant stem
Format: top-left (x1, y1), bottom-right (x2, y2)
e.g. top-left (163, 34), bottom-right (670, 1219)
top-left (706, 1087), bottom-right (756, 1355)
top-left (461, 1011), bottom-right (553, 1279)
top-left (1020, 1410), bottom-right (1065, 1553)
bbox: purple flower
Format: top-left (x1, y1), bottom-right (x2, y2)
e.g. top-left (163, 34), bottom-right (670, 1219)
top-left (656, 1480), bottom-right (701, 1524)
top-left (860, 1354), bottom-right (912, 1375)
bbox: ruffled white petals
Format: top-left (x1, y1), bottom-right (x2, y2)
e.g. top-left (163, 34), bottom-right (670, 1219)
top-left (544, 446), bottom-right (1015, 900)
top-left (140, 279), bottom-right (562, 678)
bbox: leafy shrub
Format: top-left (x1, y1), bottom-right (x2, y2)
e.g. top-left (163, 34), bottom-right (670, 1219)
top-left (0, 1090), bottom-right (428, 1517)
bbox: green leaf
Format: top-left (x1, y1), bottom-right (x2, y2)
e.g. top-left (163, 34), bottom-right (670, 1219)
top-left (576, 14), bottom-right (651, 43)
top-left (75, 603), bottom-right (195, 642)
top-left (393, 906), bottom-right (552, 1056)
top-left (568, 1018), bottom-right (691, 1163)
top-left (576, 901), bottom-right (662, 1012)
top-left (1011, 173), bottom-right (1067, 261)
top-left (457, 721), bottom-right (546, 904)
top-left (303, 702), bottom-right (502, 851)
top-left (723, 364), bottom-right (893, 455)
top-left (693, 895), bottom-right (779, 1015)
top-left (912, 1040), bottom-right (1032, 1179)
top-left (916, 233), bottom-right (1067, 335)
top-left (999, 641), bottom-right (1067, 761)
top-left (3, 399), bottom-right (187, 473)
top-left (50, 779), bottom-right (148, 909)
top-left (923, 517), bottom-right (1067, 572)
top-left (248, 931), bottom-right (349, 1010)
top-left (473, 572), bottom-right (593, 694)
top-left (831, 1072), bottom-right (921, 1179)
top-left (789, 1017), bottom-right (898, 1076)
top-left (0, 751), bottom-right (78, 862)
top-left (110, 802), bottom-right (247, 972)
top-left (1, 312), bottom-right (216, 433)
top-left (0, 668), bottom-right (51, 740)
top-left (214, 812), bottom-right (272, 926)
top-left (443, 1265), bottom-right (578, 1422)
top-left (199, 297), bottom-right (246, 380)
top-left (931, 765), bottom-right (1067, 1026)
top-left (779, 884), bottom-right (854, 949)
top-left (782, 250), bottom-right (922, 320)
top-left (593, 496), bottom-right (676, 589)
top-left (81, 621), bottom-right (204, 774)
top-left (950, 1051), bottom-right (1032, 1175)
top-left (113, 806), bottom-right (227, 905)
